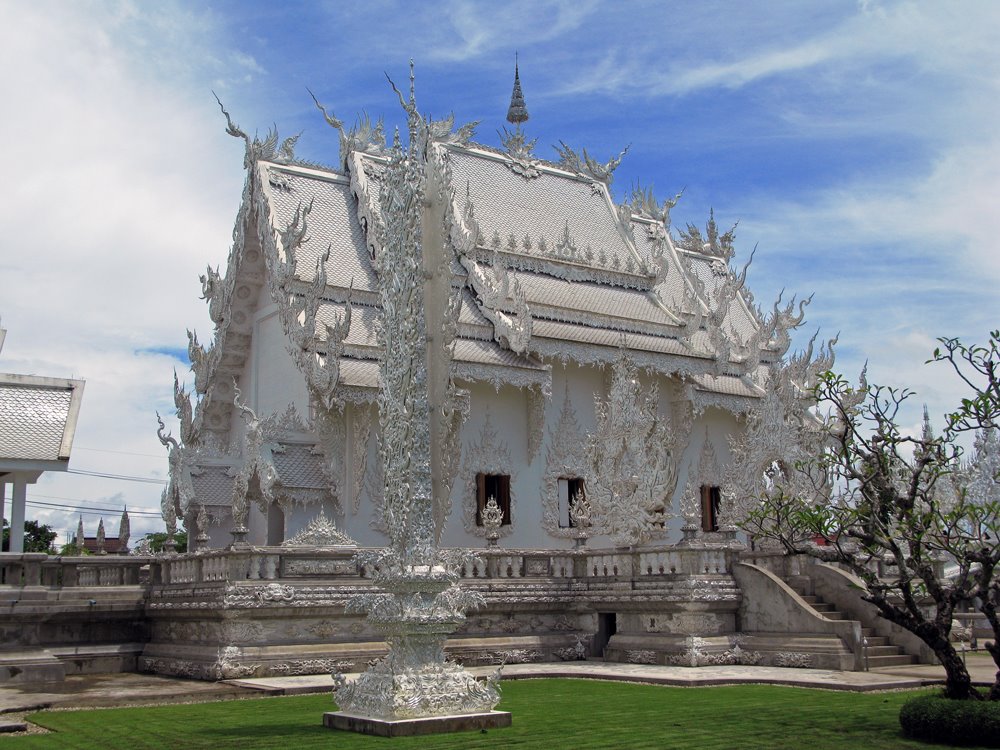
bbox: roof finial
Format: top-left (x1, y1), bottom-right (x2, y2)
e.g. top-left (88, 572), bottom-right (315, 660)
top-left (506, 53), bottom-right (529, 126)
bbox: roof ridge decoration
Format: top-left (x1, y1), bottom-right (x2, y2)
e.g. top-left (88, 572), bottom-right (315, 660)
top-left (554, 140), bottom-right (630, 186)
top-left (214, 93), bottom-right (330, 172)
top-left (451, 187), bottom-right (534, 354)
top-left (309, 88), bottom-right (387, 169)
top-left (265, 200), bottom-right (354, 416)
top-left (156, 412), bottom-right (192, 552)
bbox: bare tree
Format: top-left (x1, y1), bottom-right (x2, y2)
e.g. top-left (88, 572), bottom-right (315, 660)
top-left (742, 331), bottom-right (1000, 701)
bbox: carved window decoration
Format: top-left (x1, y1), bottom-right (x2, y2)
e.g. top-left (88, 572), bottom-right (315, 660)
top-left (700, 485), bottom-right (721, 533)
top-left (461, 411), bottom-right (517, 538)
top-left (476, 473), bottom-right (511, 526)
top-left (541, 383), bottom-right (590, 539)
top-left (559, 477), bottom-right (586, 527)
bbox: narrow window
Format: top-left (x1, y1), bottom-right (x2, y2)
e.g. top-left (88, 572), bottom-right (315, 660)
top-left (701, 485), bottom-right (721, 532)
top-left (476, 473), bottom-right (511, 526)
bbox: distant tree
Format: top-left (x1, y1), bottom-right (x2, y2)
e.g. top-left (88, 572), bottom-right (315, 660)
top-left (742, 332), bottom-right (1000, 701)
top-left (1, 519), bottom-right (58, 553)
top-left (142, 530), bottom-right (188, 553)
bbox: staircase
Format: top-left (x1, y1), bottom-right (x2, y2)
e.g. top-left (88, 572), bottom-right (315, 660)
top-left (860, 626), bottom-right (915, 668)
top-left (789, 579), bottom-right (915, 669)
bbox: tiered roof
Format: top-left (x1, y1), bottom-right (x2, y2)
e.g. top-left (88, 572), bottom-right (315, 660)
top-left (165, 76), bottom-right (831, 518)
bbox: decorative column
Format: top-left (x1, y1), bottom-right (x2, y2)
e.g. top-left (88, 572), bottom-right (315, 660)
top-left (323, 65), bottom-right (506, 736)
top-left (0, 480), bottom-right (6, 550)
top-left (9, 474), bottom-right (27, 553)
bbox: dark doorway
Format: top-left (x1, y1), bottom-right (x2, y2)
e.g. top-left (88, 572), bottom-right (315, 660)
top-left (594, 612), bottom-right (617, 657)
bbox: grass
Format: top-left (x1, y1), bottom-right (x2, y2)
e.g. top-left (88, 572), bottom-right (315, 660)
top-left (8, 679), bottom-right (991, 750)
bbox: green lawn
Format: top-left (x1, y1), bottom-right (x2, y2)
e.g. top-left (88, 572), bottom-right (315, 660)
top-left (9, 679), bottom-right (988, 750)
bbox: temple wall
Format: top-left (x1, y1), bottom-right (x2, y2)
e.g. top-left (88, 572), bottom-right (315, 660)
top-left (251, 302), bottom-right (308, 419)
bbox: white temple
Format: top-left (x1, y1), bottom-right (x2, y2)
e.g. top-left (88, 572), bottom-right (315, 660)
top-left (0, 69), bottom-right (952, 689)
top-left (130, 65), bottom-right (918, 682)
top-left (161, 69), bottom-right (830, 557)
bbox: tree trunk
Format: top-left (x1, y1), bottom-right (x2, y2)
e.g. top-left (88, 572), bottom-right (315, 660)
top-left (978, 597), bottom-right (1000, 700)
top-left (934, 642), bottom-right (978, 700)
top-left (985, 638), bottom-right (1000, 701)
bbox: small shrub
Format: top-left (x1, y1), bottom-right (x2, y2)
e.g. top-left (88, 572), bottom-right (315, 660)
top-left (899, 693), bottom-right (1000, 747)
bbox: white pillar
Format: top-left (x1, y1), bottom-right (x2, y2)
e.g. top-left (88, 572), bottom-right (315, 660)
top-left (0, 480), bottom-right (6, 550)
top-left (10, 475), bottom-right (26, 553)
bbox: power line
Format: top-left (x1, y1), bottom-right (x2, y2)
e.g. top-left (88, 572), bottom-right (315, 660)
top-left (29, 491), bottom-right (150, 506)
top-left (76, 446), bottom-right (167, 460)
top-left (25, 499), bottom-right (162, 516)
top-left (67, 469), bottom-right (167, 485)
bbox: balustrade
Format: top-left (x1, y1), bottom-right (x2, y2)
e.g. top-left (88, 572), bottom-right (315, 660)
top-left (2, 544), bottom-right (745, 590)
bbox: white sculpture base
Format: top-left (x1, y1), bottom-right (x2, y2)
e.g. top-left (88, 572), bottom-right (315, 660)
top-left (324, 710), bottom-right (511, 737)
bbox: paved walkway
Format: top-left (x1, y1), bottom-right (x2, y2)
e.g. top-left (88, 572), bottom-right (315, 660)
top-left (1, 652), bottom-right (994, 714)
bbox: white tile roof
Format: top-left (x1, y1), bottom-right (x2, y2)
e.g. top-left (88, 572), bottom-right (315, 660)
top-left (262, 165), bottom-right (377, 292)
top-left (254, 146), bottom-right (765, 371)
top-left (509, 270), bottom-right (675, 329)
top-left (271, 443), bottom-right (327, 489)
top-left (531, 319), bottom-right (695, 358)
top-left (189, 464), bottom-right (236, 507)
top-left (692, 373), bottom-right (764, 398)
top-left (0, 374), bottom-right (84, 466)
top-left (446, 147), bottom-right (639, 273)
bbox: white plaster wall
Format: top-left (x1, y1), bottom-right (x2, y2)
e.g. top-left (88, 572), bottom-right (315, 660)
top-left (251, 306), bottom-right (308, 418)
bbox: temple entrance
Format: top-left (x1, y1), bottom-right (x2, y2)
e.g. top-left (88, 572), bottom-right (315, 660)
top-left (594, 612), bottom-right (617, 657)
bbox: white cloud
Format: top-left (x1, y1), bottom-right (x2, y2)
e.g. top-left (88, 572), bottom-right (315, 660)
top-left (0, 0), bottom-right (246, 543)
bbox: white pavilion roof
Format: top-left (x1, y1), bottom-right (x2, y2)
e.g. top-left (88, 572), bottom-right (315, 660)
top-left (0, 373), bottom-right (85, 471)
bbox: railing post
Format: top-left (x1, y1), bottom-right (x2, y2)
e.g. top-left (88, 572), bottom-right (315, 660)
top-left (22, 553), bottom-right (46, 586)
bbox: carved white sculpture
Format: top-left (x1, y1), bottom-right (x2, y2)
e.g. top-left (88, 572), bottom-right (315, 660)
top-left (541, 383), bottom-right (591, 541)
top-left (330, 66), bottom-right (501, 721)
top-left (584, 353), bottom-right (681, 547)
top-left (282, 510), bottom-right (355, 547)
top-left (679, 429), bottom-right (722, 538)
top-left (461, 411), bottom-right (517, 539)
top-left (481, 496), bottom-right (504, 546)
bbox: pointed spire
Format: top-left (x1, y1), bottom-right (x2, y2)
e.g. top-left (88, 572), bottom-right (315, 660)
top-left (921, 404), bottom-right (934, 441)
top-left (506, 54), bottom-right (529, 126)
top-left (119, 507), bottom-right (131, 553)
top-left (76, 516), bottom-right (85, 552)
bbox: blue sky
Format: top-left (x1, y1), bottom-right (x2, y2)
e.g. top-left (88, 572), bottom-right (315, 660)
top-left (1, 0), bottom-right (998, 542)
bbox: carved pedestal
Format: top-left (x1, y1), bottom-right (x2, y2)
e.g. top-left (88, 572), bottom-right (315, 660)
top-left (328, 565), bottom-right (504, 733)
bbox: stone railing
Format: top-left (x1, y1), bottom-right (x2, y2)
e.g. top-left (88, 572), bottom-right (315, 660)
top-left (0, 552), bottom-right (153, 588)
top-left (2, 544), bottom-right (745, 590)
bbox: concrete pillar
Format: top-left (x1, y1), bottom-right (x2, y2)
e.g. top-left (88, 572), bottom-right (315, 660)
top-left (0, 480), bottom-right (6, 549)
top-left (10, 475), bottom-right (26, 553)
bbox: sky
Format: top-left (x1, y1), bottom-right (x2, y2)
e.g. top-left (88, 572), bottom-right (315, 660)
top-left (1, 0), bottom-right (998, 546)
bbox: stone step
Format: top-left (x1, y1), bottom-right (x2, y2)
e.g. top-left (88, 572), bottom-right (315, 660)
top-left (864, 636), bottom-right (889, 647)
top-left (0, 720), bottom-right (28, 733)
top-left (867, 645), bottom-right (905, 657)
top-left (867, 654), bottom-right (916, 668)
